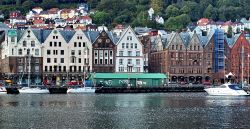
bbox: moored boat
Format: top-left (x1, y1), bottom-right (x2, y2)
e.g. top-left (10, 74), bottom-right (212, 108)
top-left (19, 87), bottom-right (49, 94)
top-left (204, 83), bottom-right (249, 96)
top-left (0, 86), bottom-right (7, 94)
top-left (67, 86), bottom-right (95, 93)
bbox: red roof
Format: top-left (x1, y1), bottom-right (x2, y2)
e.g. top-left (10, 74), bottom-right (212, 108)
top-left (81, 16), bottom-right (91, 20)
top-left (115, 24), bottom-right (125, 29)
top-left (197, 18), bottom-right (210, 26)
top-left (33, 19), bottom-right (44, 24)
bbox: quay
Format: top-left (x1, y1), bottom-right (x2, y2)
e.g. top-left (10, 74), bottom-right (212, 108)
top-left (95, 86), bottom-right (205, 93)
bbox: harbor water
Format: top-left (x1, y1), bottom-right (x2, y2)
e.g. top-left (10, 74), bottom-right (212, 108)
top-left (0, 93), bottom-right (250, 129)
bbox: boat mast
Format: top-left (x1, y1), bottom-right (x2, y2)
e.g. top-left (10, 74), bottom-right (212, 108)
top-left (28, 54), bottom-right (31, 87)
top-left (242, 46), bottom-right (244, 86)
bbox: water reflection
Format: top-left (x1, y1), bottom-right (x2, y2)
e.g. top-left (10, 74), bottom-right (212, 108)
top-left (0, 93), bottom-right (250, 129)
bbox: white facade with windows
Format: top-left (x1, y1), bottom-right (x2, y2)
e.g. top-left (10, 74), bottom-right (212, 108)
top-left (115, 26), bottom-right (144, 72)
top-left (42, 29), bottom-right (69, 73)
top-left (68, 30), bottom-right (92, 72)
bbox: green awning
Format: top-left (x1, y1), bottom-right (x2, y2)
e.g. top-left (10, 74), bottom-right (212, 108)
top-left (91, 73), bottom-right (167, 79)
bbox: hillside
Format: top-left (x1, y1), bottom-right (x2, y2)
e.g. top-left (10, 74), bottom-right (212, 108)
top-left (0, 0), bottom-right (250, 31)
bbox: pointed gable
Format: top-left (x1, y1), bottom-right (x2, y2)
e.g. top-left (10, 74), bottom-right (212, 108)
top-left (59, 30), bottom-right (76, 43)
top-left (117, 26), bottom-right (142, 46)
top-left (187, 32), bottom-right (203, 51)
top-left (166, 32), bottom-right (186, 50)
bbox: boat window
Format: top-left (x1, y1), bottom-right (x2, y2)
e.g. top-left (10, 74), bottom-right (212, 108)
top-left (219, 85), bottom-right (227, 88)
top-left (228, 85), bottom-right (241, 90)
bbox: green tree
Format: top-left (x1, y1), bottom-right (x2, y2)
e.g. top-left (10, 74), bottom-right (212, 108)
top-left (203, 4), bottom-right (213, 19)
top-left (165, 14), bottom-right (190, 31)
top-left (165, 5), bottom-right (179, 18)
top-left (150, 0), bottom-right (163, 14)
top-left (90, 11), bottom-right (111, 25)
top-left (41, 0), bottom-right (57, 9)
top-left (22, 0), bottom-right (35, 10)
top-left (180, 5), bottom-right (190, 14)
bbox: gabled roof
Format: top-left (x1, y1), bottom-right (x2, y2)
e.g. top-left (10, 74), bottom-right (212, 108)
top-left (85, 31), bottom-right (99, 43)
top-left (204, 29), bottom-right (215, 47)
top-left (17, 30), bottom-right (25, 42)
top-left (179, 32), bottom-right (191, 47)
top-left (197, 34), bottom-right (208, 47)
top-left (59, 30), bottom-right (76, 43)
top-left (107, 31), bottom-right (119, 44)
top-left (32, 29), bottom-right (52, 43)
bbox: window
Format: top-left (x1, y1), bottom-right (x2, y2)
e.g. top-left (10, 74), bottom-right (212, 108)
top-left (130, 43), bottom-right (133, 48)
top-left (27, 49), bottom-right (30, 55)
top-left (47, 50), bottom-right (51, 55)
top-left (122, 43), bottom-right (125, 48)
top-left (100, 59), bottom-right (103, 64)
top-left (61, 58), bottom-right (64, 63)
top-left (11, 37), bottom-right (15, 42)
top-left (47, 58), bottom-right (51, 63)
top-left (172, 45), bottom-right (174, 50)
top-left (79, 42), bottom-right (81, 47)
top-left (63, 66), bottom-right (66, 72)
top-left (49, 66), bottom-right (52, 72)
top-left (126, 43), bottom-right (129, 48)
top-left (35, 59), bottom-right (39, 63)
top-left (136, 51), bottom-right (140, 56)
top-left (95, 59), bottom-right (98, 64)
top-left (59, 66), bottom-right (61, 72)
top-left (128, 51), bottom-right (132, 56)
top-left (128, 59), bottom-right (132, 64)
top-left (18, 66), bottom-right (23, 72)
top-left (127, 36), bottom-right (132, 40)
top-left (54, 58), bottom-right (57, 63)
top-left (54, 42), bottom-right (57, 47)
top-left (180, 45), bottom-right (182, 50)
top-left (78, 58), bottom-right (81, 63)
top-left (119, 51), bottom-right (123, 56)
top-left (50, 42), bottom-right (52, 47)
top-left (78, 66), bottom-right (81, 72)
top-left (71, 50), bottom-right (75, 55)
top-left (119, 59), bottom-right (123, 65)
top-left (23, 41), bottom-right (27, 47)
top-left (18, 49), bottom-right (22, 55)
top-left (105, 59), bottom-right (108, 64)
top-left (83, 42), bottom-right (85, 47)
top-left (45, 66), bottom-right (47, 72)
top-left (136, 59), bottom-right (140, 65)
top-left (18, 58), bottom-right (23, 63)
top-left (59, 42), bottom-right (61, 47)
top-left (78, 50), bottom-right (81, 55)
top-left (105, 51), bottom-right (108, 57)
top-left (176, 45), bottom-right (178, 50)
top-left (74, 42), bottom-right (77, 47)
top-left (35, 49), bottom-right (39, 55)
top-left (135, 43), bottom-right (137, 49)
top-left (53, 50), bottom-right (58, 55)
top-left (61, 50), bottom-right (64, 55)
top-left (31, 41), bottom-right (35, 47)
top-left (35, 66), bottom-right (39, 72)
top-left (94, 51), bottom-right (98, 57)
top-left (110, 59), bottom-right (113, 64)
top-left (110, 51), bottom-right (113, 57)
top-left (71, 57), bottom-right (75, 63)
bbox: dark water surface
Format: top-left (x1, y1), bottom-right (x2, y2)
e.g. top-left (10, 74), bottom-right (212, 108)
top-left (0, 93), bottom-right (250, 129)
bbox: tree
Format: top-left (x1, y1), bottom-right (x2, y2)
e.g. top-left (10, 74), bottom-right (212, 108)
top-left (22, 0), bottom-right (35, 10)
top-left (150, 0), bottom-right (163, 14)
top-left (90, 11), bottom-right (111, 25)
top-left (165, 14), bottom-right (190, 31)
top-left (203, 4), bottom-right (213, 19)
top-left (41, 0), bottom-right (57, 9)
top-left (165, 5), bottom-right (179, 18)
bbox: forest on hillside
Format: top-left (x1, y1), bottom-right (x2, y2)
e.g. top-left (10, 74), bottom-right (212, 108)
top-left (0, 0), bottom-right (250, 31)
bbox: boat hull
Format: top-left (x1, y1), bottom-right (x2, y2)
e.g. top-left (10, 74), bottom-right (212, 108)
top-left (204, 88), bottom-right (249, 96)
top-left (19, 88), bottom-right (49, 94)
top-left (49, 87), bottom-right (68, 94)
top-left (0, 87), bottom-right (7, 94)
top-left (6, 87), bottom-right (20, 94)
top-left (67, 87), bottom-right (95, 93)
